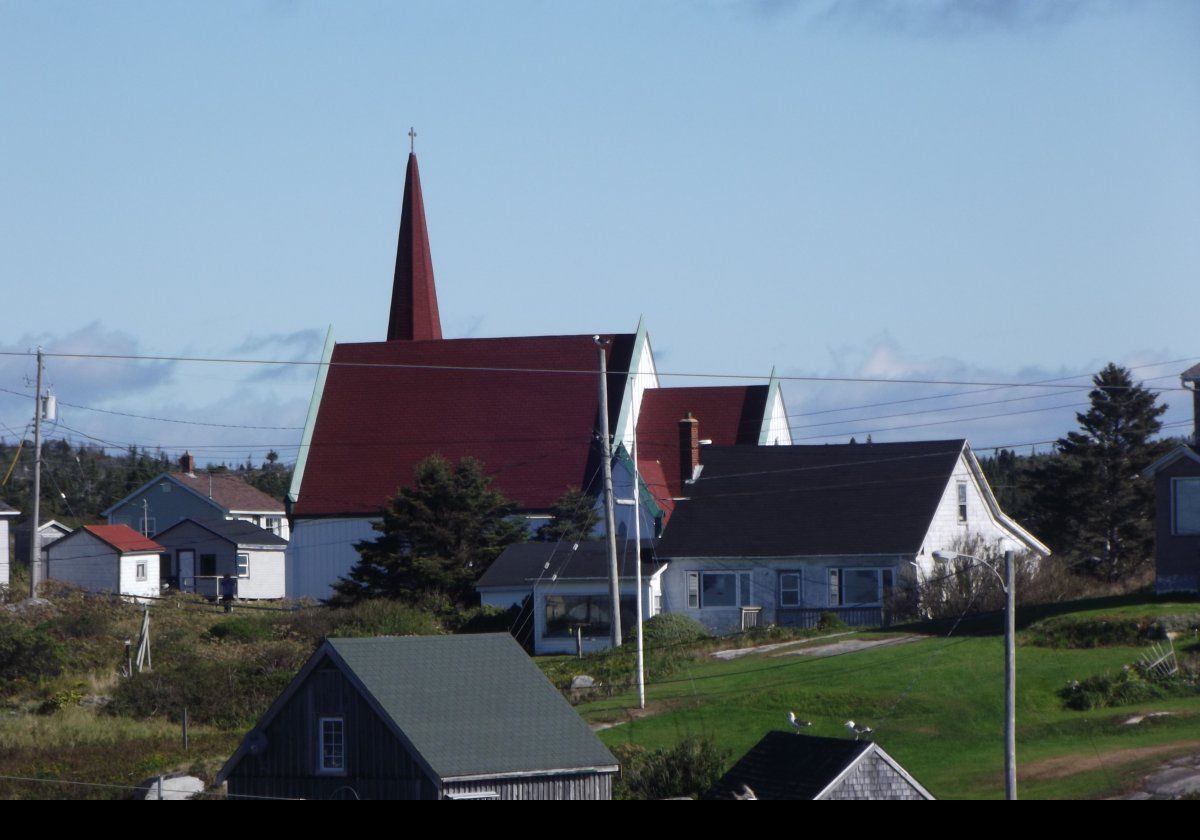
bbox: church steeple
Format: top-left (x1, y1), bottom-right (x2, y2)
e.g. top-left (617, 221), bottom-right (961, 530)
top-left (387, 140), bottom-right (442, 342)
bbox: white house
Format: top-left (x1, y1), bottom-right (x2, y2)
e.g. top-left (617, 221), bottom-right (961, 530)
top-left (103, 452), bottom-right (288, 540)
top-left (153, 518), bottom-right (287, 600)
top-left (44, 524), bottom-right (163, 601)
top-left (476, 541), bottom-right (665, 655)
top-left (656, 440), bottom-right (1048, 634)
top-left (0, 502), bottom-right (18, 591)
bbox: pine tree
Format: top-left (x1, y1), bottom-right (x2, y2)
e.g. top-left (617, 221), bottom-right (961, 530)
top-left (1029, 363), bottom-right (1169, 581)
top-left (536, 486), bottom-right (600, 542)
top-left (329, 455), bottom-right (528, 608)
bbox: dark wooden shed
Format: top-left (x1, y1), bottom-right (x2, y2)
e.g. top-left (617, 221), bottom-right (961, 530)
top-left (218, 633), bottom-right (618, 800)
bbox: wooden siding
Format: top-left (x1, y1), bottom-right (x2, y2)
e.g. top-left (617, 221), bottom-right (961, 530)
top-left (443, 772), bottom-right (613, 801)
top-left (226, 662), bottom-right (438, 801)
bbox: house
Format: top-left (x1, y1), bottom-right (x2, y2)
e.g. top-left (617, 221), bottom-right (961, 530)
top-left (657, 440), bottom-right (1048, 632)
top-left (476, 540), bottom-right (665, 655)
top-left (153, 518), bottom-right (287, 600)
top-left (13, 519), bottom-right (71, 583)
top-left (286, 148), bottom-right (791, 601)
top-left (1141, 362), bottom-right (1200, 594)
top-left (103, 452), bottom-right (288, 540)
top-left (704, 731), bottom-right (934, 800)
top-left (44, 524), bottom-right (163, 600)
top-left (218, 634), bottom-right (619, 800)
top-left (0, 502), bottom-right (18, 590)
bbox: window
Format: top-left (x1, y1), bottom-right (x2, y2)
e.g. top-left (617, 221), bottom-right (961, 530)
top-left (778, 571), bottom-right (802, 607)
top-left (265, 516), bottom-right (281, 536)
top-left (236, 553), bottom-right (249, 578)
top-left (1172, 478), bottom-right (1200, 535)
top-left (139, 517), bottom-right (156, 536)
top-left (318, 717), bottom-right (345, 773)
top-left (135, 562), bottom-right (147, 581)
top-left (686, 571), bottom-right (751, 608)
top-left (199, 554), bottom-right (217, 577)
top-left (957, 482), bottom-right (968, 523)
top-left (828, 568), bottom-right (894, 607)
top-left (159, 482), bottom-right (171, 493)
top-left (544, 595), bottom-right (636, 638)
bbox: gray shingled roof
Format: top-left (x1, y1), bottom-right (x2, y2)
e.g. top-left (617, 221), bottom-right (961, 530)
top-left (154, 517), bottom-right (287, 547)
top-left (705, 732), bottom-right (871, 799)
top-left (476, 540), bottom-right (662, 590)
top-left (326, 635), bottom-right (617, 780)
top-left (1182, 362), bottom-right (1200, 383)
top-left (659, 441), bottom-right (965, 558)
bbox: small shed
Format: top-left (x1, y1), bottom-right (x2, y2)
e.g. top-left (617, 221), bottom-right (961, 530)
top-left (219, 634), bottom-right (619, 800)
top-left (44, 525), bottom-right (163, 600)
top-left (704, 732), bottom-right (934, 800)
top-left (153, 518), bottom-right (287, 599)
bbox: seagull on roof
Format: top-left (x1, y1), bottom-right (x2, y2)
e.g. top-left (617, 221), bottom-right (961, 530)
top-left (788, 711), bottom-right (811, 731)
top-left (845, 720), bottom-right (873, 740)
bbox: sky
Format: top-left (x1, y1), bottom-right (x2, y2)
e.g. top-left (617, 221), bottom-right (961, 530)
top-left (1, 0), bottom-right (1197, 466)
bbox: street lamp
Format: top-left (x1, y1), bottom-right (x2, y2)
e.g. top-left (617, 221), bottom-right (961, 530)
top-left (932, 548), bottom-right (1017, 801)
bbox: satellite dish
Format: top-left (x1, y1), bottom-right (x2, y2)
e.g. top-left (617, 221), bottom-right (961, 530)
top-left (245, 730), bottom-right (269, 756)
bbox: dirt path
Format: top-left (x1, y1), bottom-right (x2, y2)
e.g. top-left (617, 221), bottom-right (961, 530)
top-left (1020, 739), bottom-right (1200, 782)
top-left (772, 634), bottom-right (925, 658)
top-left (709, 631), bottom-right (856, 660)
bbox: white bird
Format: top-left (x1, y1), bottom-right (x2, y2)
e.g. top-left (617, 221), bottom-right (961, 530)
top-left (788, 711), bottom-right (811, 731)
top-left (733, 783), bottom-right (757, 800)
top-left (844, 720), bottom-right (873, 740)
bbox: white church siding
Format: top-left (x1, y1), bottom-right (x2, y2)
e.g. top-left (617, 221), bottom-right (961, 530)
top-left (286, 517), bottom-right (379, 601)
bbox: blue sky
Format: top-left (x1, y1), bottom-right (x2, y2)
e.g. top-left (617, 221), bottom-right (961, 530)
top-left (1, 1), bottom-right (1197, 464)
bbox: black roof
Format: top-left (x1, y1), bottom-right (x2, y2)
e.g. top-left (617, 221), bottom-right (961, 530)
top-left (704, 732), bottom-right (872, 800)
top-left (476, 540), bottom-right (663, 590)
top-left (658, 441), bottom-right (966, 558)
top-left (154, 517), bottom-right (287, 547)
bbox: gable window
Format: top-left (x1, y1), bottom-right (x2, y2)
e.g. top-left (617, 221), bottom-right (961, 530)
top-left (265, 516), bottom-right (281, 536)
top-left (1172, 478), bottom-right (1200, 535)
top-left (778, 572), bottom-right (802, 608)
top-left (828, 568), bottom-right (894, 607)
top-left (318, 717), bottom-right (345, 774)
top-left (160, 482), bottom-right (171, 493)
top-left (686, 571), bottom-right (751, 608)
top-left (956, 483), bottom-right (968, 523)
top-left (237, 553), bottom-right (250, 578)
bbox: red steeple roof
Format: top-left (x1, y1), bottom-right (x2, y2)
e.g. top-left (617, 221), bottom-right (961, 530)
top-left (387, 152), bottom-right (443, 342)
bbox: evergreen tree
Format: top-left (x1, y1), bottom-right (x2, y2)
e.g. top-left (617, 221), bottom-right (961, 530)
top-left (329, 455), bottom-right (528, 608)
top-left (1029, 364), bottom-right (1169, 581)
top-left (536, 486), bottom-right (601, 542)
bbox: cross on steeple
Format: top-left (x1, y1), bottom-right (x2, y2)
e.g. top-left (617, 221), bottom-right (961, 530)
top-left (408, 126), bottom-right (417, 154)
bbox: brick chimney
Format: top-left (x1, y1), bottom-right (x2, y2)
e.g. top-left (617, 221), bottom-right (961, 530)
top-left (180, 451), bottom-right (196, 476)
top-left (679, 412), bottom-right (700, 488)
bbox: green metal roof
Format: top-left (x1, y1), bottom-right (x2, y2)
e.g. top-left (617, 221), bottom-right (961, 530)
top-left (326, 634), bottom-right (617, 781)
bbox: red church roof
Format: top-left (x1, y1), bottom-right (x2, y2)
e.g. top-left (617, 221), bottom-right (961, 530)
top-left (294, 334), bottom-right (636, 517)
top-left (635, 385), bottom-right (769, 509)
top-left (387, 153), bottom-right (442, 342)
top-left (83, 525), bottom-right (163, 554)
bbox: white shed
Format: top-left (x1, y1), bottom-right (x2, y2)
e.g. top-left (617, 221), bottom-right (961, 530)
top-left (44, 525), bottom-right (163, 600)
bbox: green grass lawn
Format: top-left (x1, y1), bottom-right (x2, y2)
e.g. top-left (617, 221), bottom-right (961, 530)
top-left (569, 600), bottom-right (1200, 799)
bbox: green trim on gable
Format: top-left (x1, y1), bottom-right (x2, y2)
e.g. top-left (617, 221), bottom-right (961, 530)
top-left (289, 325), bottom-right (335, 506)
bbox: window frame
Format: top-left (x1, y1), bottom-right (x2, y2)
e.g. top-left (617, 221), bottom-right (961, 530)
top-left (1171, 477), bottom-right (1200, 536)
top-left (827, 567), bottom-right (894, 607)
top-left (318, 716), bottom-right (346, 775)
top-left (135, 561), bottom-right (147, 581)
top-left (236, 553), bottom-right (250, 578)
top-left (687, 570), bottom-right (752, 609)
top-left (956, 482), bottom-right (969, 523)
top-left (778, 570), bottom-right (802, 608)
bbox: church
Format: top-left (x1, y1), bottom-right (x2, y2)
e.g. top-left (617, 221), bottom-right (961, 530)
top-left (284, 148), bottom-right (791, 601)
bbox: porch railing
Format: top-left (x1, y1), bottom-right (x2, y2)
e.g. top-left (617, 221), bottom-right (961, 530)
top-left (776, 606), bottom-right (886, 629)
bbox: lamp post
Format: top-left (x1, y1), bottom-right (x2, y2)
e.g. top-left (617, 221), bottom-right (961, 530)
top-left (933, 548), bottom-right (1017, 801)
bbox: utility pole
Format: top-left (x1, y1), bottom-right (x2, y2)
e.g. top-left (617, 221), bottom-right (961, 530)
top-left (594, 336), bottom-right (622, 648)
top-left (28, 348), bottom-right (44, 598)
top-left (1004, 548), bottom-right (1016, 801)
top-left (631, 379), bottom-right (645, 710)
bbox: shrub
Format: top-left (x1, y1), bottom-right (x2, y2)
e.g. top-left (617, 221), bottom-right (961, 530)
top-left (816, 611), bottom-right (847, 631)
top-left (209, 617), bottom-right (275, 644)
top-left (330, 599), bottom-right (444, 638)
top-left (0, 620), bottom-right (67, 687)
top-left (1059, 668), bottom-right (1161, 711)
top-left (453, 605), bottom-right (519, 635)
top-left (1026, 615), bottom-right (1162, 649)
top-left (613, 736), bottom-right (729, 800)
top-left (641, 614), bottom-right (709, 647)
